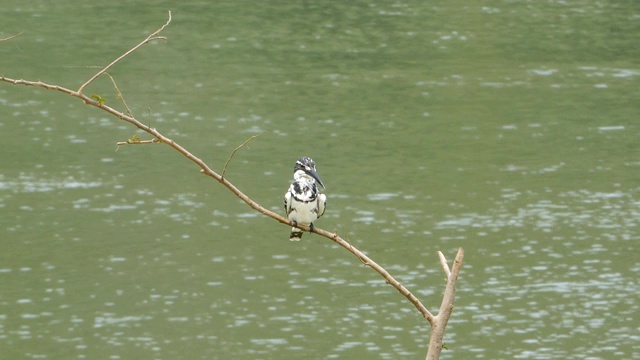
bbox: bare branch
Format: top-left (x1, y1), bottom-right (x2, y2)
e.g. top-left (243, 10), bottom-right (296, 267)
top-left (1, 14), bottom-right (467, 358)
top-left (77, 11), bottom-right (172, 93)
top-left (0, 32), bottom-right (24, 41)
top-left (222, 133), bottom-right (264, 179)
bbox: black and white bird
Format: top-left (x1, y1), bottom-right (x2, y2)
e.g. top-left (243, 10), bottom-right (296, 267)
top-left (283, 157), bottom-right (327, 241)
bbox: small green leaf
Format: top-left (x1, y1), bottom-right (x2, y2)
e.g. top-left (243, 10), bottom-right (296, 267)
top-left (128, 134), bottom-right (141, 144)
top-left (90, 94), bottom-right (106, 105)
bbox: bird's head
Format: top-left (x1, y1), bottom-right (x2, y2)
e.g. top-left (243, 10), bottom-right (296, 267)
top-left (294, 157), bottom-right (325, 189)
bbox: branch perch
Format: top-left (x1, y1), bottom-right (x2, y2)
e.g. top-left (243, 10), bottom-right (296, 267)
top-left (0, 12), bottom-right (464, 358)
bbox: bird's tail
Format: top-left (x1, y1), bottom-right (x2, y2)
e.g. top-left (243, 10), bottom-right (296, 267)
top-left (289, 228), bottom-right (303, 241)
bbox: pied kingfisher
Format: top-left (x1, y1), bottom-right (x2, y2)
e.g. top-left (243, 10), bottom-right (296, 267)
top-left (283, 157), bottom-right (327, 241)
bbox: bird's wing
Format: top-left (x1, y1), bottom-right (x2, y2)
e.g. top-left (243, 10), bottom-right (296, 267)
top-left (317, 193), bottom-right (327, 218)
top-left (284, 191), bottom-right (293, 215)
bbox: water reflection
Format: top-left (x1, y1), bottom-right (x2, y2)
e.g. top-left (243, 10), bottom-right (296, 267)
top-left (436, 189), bottom-right (638, 232)
top-left (0, 174), bottom-right (102, 193)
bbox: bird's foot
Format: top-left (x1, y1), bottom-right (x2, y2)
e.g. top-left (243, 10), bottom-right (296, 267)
top-left (309, 223), bottom-right (315, 233)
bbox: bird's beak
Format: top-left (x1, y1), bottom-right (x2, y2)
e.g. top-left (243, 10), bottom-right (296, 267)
top-left (305, 168), bottom-right (325, 189)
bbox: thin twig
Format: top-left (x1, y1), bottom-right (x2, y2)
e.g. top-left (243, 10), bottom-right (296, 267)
top-left (116, 139), bottom-right (159, 146)
top-left (77, 11), bottom-right (172, 93)
top-left (221, 133), bottom-right (264, 178)
top-left (438, 251), bottom-right (451, 278)
top-left (0, 32), bottom-right (24, 41)
top-left (105, 73), bottom-right (134, 117)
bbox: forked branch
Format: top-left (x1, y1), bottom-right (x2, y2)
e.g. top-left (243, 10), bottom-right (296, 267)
top-left (426, 248), bottom-right (464, 360)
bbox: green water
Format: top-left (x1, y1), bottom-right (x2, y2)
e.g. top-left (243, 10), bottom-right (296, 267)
top-left (1, 1), bottom-right (639, 359)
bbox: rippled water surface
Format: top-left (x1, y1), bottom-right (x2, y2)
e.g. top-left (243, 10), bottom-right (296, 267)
top-left (2, 1), bottom-right (639, 359)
